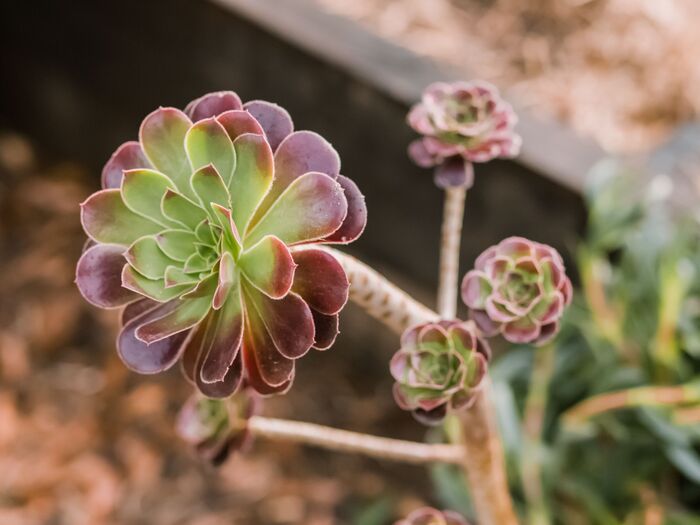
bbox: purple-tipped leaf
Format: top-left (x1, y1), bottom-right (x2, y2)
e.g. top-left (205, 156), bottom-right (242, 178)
top-left (243, 284), bottom-right (314, 360)
top-left (213, 251), bottom-right (236, 310)
top-left (200, 290), bottom-right (244, 383)
top-left (102, 141), bottom-right (151, 189)
top-left (322, 175), bottom-right (367, 244)
top-left (185, 91), bottom-right (243, 122)
top-left (121, 298), bottom-right (159, 325)
top-left (139, 107), bottom-right (193, 198)
top-left (217, 110), bottom-right (265, 141)
top-left (81, 189), bottom-right (162, 246)
top-left (246, 172), bottom-right (347, 247)
top-left (257, 131), bottom-right (340, 216)
top-left (185, 118), bottom-right (236, 184)
top-left (239, 235), bottom-right (296, 299)
top-left (230, 133), bottom-right (274, 233)
top-left (118, 301), bottom-right (191, 374)
top-left (310, 309), bottom-right (339, 350)
top-left (122, 264), bottom-right (194, 302)
top-left (243, 100), bottom-right (293, 151)
top-left (291, 248), bottom-right (348, 315)
top-left (76, 244), bottom-right (137, 308)
top-left (135, 275), bottom-right (217, 344)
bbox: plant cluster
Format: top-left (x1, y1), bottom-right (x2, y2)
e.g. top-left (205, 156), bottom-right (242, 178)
top-left (74, 80), bottom-right (700, 525)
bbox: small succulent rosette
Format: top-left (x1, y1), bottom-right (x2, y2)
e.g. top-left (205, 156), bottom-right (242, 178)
top-left (176, 388), bottom-right (259, 465)
top-left (407, 80), bottom-right (521, 188)
top-left (461, 236), bottom-right (573, 346)
top-left (395, 507), bottom-right (471, 525)
top-left (76, 91), bottom-right (367, 398)
top-left (390, 320), bottom-right (489, 425)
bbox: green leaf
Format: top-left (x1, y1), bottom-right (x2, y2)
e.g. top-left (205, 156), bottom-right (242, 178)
top-left (121, 169), bottom-right (176, 226)
top-left (126, 236), bottom-right (179, 280)
top-left (184, 253), bottom-right (211, 274)
top-left (185, 117), bottom-right (236, 184)
top-left (156, 230), bottom-right (197, 262)
top-left (230, 133), bottom-right (273, 234)
top-left (245, 172), bottom-right (346, 247)
top-left (430, 463), bottom-right (473, 518)
top-left (666, 445), bottom-right (700, 484)
top-left (239, 235), bottom-right (295, 299)
top-left (139, 107), bottom-right (194, 198)
top-left (161, 189), bottom-right (207, 230)
top-left (190, 164), bottom-right (230, 216)
top-left (135, 275), bottom-right (217, 344)
top-left (81, 189), bottom-right (162, 246)
top-left (122, 264), bottom-right (194, 301)
top-left (350, 497), bottom-right (393, 525)
top-left (195, 220), bottom-right (216, 245)
top-left (164, 266), bottom-right (200, 288)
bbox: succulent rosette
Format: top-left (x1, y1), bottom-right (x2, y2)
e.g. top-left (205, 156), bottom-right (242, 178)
top-left (176, 388), bottom-right (259, 465)
top-left (407, 81), bottom-right (521, 188)
top-left (76, 91), bottom-right (367, 398)
top-left (461, 236), bottom-right (573, 346)
top-left (390, 320), bottom-right (489, 425)
top-left (395, 507), bottom-right (471, 525)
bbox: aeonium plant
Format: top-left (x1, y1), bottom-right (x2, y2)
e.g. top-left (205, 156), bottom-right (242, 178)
top-left (76, 91), bottom-right (367, 397)
top-left (74, 84), bottom-right (572, 525)
top-left (176, 387), bottom-right (259, 465)
top-left (407, 80), bottom-right (521, 189)
top-left (461, 237), bottom-right (573, 345)
top-left (391, 320), bottom-right (489, 425)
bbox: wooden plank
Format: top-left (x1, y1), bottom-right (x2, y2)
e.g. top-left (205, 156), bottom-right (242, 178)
top-left (210, 0), bottom-right (605, 192)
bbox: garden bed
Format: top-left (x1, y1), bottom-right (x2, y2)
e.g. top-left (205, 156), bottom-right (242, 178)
top-left (313, 0), bottom-right (700, 154)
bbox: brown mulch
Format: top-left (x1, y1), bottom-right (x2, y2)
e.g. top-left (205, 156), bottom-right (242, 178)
top-left (313, 0), bottom-right (700, 154)
top-left (0, 132), bottom-right (437, 525)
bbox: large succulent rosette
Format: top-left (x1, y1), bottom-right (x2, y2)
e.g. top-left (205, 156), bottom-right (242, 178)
top-left (76, 91), bottom-right (367, 398)
top-left (461, 237), bottom-right (573, 346)
top-left (395, 507), bottom-right (471, 525)
top-left (407, 81), bottom-right (521, 188)
top-left (390, 320), bottom-right (489, 425)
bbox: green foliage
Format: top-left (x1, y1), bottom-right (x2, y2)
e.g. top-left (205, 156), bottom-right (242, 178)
top-left (439, 160), bottom-right (700, 523)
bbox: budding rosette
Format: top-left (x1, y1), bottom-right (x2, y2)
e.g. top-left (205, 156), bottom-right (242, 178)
top-left (390, 321), bottom-right (489, 425)
top-left (76, 91), bottom-right (367, 398)
top-left (407, 81), bottom-right (521, 188)
top-left (395, 507), bottom-right (471, 525)
top-left (461, 237), bottom-right (573, 346)
top-left (176, 389), bottom-right (258, 465)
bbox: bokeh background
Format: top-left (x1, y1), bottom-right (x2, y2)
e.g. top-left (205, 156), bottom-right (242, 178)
top-left (1, 1), bottom-right (700, 524)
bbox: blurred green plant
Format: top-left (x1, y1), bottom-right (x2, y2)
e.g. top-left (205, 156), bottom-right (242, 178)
top-left (437, 159), bottom-right (700, 524)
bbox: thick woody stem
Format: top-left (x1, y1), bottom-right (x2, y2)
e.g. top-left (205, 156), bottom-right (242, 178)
top-left (326, 248), bottom-right (439, 333)
top-left (247, 416), bottom-right (464, 465)
top-left (328, 248), bottom-right (518, 525)
top-left (437, 186), bottom-right (467, 319)
top-left (459, 379), bottom-right (519, 525)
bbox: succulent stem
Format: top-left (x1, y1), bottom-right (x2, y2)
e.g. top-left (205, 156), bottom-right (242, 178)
top-left (326, 248), bottom-right (439, 333)
top-left (458, 379), bottom-right (520, 525)
top-left (563, 382), bottom-right (700, 427)
top-left (521, 343), bottom-right (556, 525)
top-left (246, 416), bottom-right (464, 464)
top-left (328, 248), bottom-right (518, 524)
top-left (437, 185), bottom-right (467, 319)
